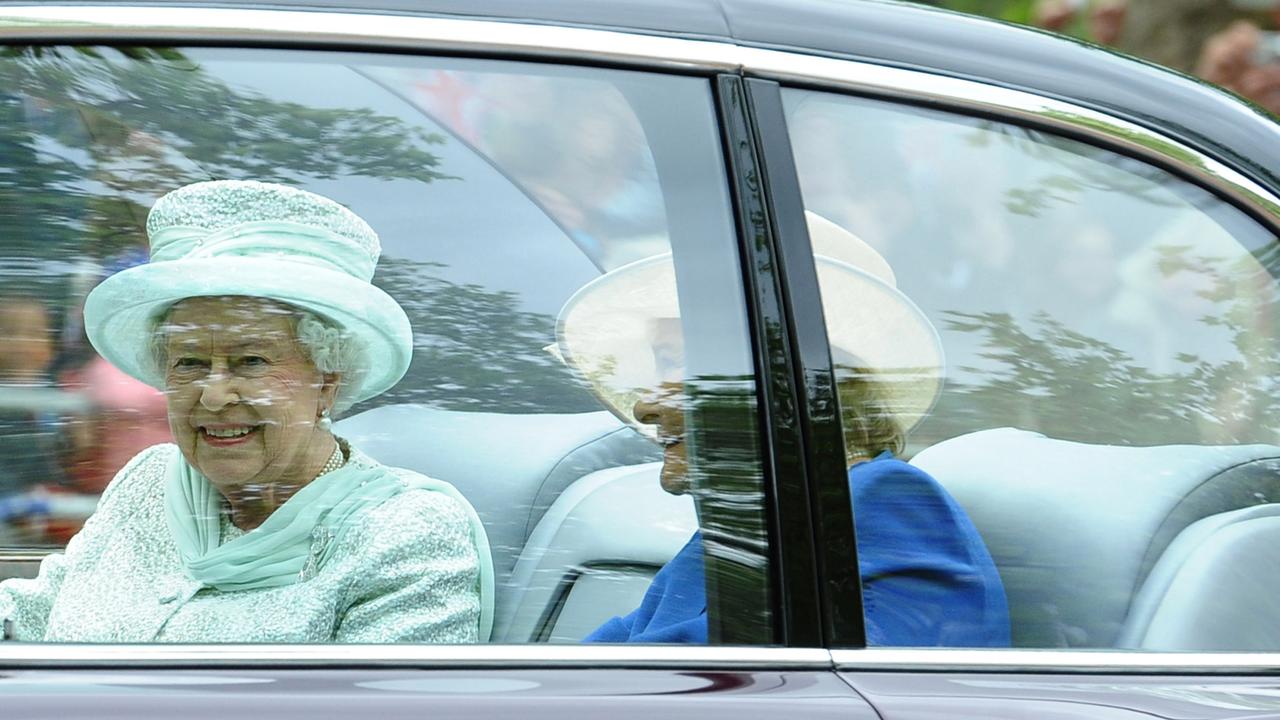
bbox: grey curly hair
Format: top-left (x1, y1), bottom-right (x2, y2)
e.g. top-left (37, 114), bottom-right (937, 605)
top-left (149, 302), bottom-right (362, 414)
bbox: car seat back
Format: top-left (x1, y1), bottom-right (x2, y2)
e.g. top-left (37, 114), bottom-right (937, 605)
top-left (911, 428), bottom-right (1280, 648)
top-left (495, 462), bottom-right (696, 643)
top-left (1119, 503), bottom-right (1280, 650)
top-left (335, 406), bottom-right (659, 625)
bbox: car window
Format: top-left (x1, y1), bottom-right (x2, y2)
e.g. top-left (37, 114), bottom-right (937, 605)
top-left (0, 45), bottom-right (768, 645)
top-left (783, 86), bottom-right (1280, 651)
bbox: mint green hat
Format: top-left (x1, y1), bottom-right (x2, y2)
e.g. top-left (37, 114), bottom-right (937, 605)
top-left (84, 180), bottom-right (412, 407)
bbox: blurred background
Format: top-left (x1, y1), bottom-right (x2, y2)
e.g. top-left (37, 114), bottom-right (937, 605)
top-left (921, 0), bottom-right (1280, 116)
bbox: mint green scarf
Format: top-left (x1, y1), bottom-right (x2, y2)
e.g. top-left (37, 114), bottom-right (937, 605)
top-left (164, 443), bottom-right (494, 641)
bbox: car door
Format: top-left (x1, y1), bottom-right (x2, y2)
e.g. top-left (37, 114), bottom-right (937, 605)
top-left (742, 39), bottom-right (1280, 718)
top-left (0, 6), bottom-right (878, 716)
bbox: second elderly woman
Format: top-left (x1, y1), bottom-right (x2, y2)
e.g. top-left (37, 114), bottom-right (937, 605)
top-left (0, 180), bottom-right (493, 643)
top-left (554, 213), bottom-right (1009, 646)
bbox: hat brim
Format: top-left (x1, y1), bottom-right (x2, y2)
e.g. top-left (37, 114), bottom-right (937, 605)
top-left (84, 256), bottom-right (413, 408)
top-left (557, 254), bottom-right (943, 442)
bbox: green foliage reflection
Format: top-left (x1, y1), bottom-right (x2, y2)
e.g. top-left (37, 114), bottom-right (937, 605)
top-left (1, 46), bottom-right (450, 262)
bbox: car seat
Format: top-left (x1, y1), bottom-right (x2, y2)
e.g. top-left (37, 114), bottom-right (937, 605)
top-left (1117, 503), bottom-right (1280, 650)
top-left (335, 405), bottom-right (659, 630)
top-left (496, 462), bottom-right (696, 642)
top-left (911, 427), bottom-right (1280, 649)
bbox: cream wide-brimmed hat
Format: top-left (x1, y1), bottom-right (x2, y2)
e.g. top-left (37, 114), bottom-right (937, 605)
top-left (554, 212), bottom-right (943, 442)
top-left (84, 180), bottom-right (412, 409)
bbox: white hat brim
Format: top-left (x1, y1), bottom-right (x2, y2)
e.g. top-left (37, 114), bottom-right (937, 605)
top-left (557, 254), bottom-right (943, 441)
top-left (84, 255), bottom-right (413, 407)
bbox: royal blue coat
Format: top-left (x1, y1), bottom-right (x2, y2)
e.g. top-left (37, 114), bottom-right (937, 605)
top-left (584, 453), bottom-right (1010, 646)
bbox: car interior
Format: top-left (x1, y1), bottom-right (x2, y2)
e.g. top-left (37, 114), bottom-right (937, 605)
top-left (339, 406), bottom-right (1280, 649)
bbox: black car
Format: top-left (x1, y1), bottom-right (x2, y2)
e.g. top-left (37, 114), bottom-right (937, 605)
top-left (4, 1), bottom-right (1280, 718)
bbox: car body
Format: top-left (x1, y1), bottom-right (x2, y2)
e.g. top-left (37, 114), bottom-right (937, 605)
top-left (3, 1), bottom-right (1280, 718)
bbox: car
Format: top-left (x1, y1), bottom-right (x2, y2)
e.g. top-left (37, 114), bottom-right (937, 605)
top-left (3, 0), bottom-right (1280, 717)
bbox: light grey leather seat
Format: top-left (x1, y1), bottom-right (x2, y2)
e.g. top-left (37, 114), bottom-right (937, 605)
top-left (912, 427), bottom-right (1280, 648)
top-left (1118, 503), bottom-right (1280, 650)
top-left (496, 462), bottom-right (694, 642)
top-left (335, 405), bottom-right (658, 627)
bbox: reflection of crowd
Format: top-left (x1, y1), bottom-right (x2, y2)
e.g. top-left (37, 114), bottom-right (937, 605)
top-left (0, 268), bottom-right (171, 545)
top-left (409, 70), bottom-right (668, 267)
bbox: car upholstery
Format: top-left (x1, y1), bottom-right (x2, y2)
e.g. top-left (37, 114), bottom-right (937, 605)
top-left (912, 427), bottom-right (1280, 649)
top-left (1118, 503), bottom-right (1280, 651)
top-left (335, 405), bottom-right (659, 627)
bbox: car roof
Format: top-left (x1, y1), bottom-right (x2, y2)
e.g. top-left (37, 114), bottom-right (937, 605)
top-left (5, 0), bottom-right (1280, 190)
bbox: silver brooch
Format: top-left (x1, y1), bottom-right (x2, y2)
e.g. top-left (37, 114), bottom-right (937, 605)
top-left (298, 526), bottom-right (334, 582)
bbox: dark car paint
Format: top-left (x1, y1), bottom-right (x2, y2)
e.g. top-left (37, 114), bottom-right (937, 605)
top-left (842, 671), bottom-right (1280, 719)
top-left (1, 668), bottom-right (879, 719)
top-left (725, 75), bottom-right (866, 649)
top-left (3, 2), bottom-right (1280, 719)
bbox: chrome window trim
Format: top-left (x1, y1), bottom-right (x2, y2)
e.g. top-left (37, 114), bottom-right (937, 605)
top-left (0, 644), bottom-right (832, 669)
top-left (739, 50), bottom-right (1280, 229)
top-left (0, 549), bottom-right (56, 562)
top-left (834, 649), bottom-right (1280, 674)
top-left (0, 5), bottom-right (741, 71)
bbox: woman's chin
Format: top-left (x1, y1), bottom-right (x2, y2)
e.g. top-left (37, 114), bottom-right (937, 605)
top-left (658, 462), bottom-right (690, 495)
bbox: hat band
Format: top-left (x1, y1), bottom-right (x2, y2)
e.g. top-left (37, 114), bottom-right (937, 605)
top-left (150, 220), bottom-right (377, 281)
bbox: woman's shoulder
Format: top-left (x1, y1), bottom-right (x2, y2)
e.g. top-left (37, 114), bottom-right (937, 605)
top-left (96, 443), bottom-right (179, 507)
top-left (371, 474), bottom-right (474, 531)
top-left (850, 453), bottom-right (978, 537)
top-left (850, 453), bottom-right (943, 494)
top-left (340, 457), bottom-right (477, 551)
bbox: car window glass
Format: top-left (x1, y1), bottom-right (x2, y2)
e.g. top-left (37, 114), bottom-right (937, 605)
top-left (0, 46), bottom-right (768, 646)
top-left (784, 86), bottom-right (1280, 652)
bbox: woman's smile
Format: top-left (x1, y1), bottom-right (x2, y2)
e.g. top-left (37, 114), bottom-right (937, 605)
top-left (199, 423), bottom-right (262, 446)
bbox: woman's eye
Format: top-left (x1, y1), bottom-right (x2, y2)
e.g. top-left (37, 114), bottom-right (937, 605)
top-left (173, 357), bottom-right (206, 370)
top-left (240, 355), bottom-right (269, 367)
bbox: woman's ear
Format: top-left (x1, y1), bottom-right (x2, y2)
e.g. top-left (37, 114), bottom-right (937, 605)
top-left (319, 372), bottom-right (342, 415)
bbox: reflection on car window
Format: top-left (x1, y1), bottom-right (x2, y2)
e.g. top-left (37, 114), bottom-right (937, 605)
top-left (0, 46), bottom-right (765, 646)
top-left (786, 87), bottom-right (1280, 652)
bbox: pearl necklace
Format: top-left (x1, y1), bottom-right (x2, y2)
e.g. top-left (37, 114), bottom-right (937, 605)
top-left (318, 440), bottom-right (345, 477)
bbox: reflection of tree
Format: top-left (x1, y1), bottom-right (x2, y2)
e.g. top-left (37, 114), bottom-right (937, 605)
top-left (962, 120), bottom-right (1184, 218)
top-left (1, 46), bottom-right (452, 262)
top-left (355, 258), bottom-right (598, 415)
top-left (918, 290), bottom-right (1279, 446)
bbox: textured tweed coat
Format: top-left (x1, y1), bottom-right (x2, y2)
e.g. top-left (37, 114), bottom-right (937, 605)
top-left (0, 443), bottom-right (481, 643)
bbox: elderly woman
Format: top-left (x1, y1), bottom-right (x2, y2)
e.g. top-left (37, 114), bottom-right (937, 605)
top-left (554, 213), bottom-right (1009, 646)
top-left (0, 180), bottom-right (493, 643)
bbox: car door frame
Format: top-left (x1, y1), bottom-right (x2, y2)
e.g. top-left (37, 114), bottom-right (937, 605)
top-left (735, 24), bottom-right (1280, 692)
top-left (0, 3), bottom-right (848, 704)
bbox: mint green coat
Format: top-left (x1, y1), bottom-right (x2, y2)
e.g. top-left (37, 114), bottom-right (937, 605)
top-left (0, 444), bottom-right (481, 643)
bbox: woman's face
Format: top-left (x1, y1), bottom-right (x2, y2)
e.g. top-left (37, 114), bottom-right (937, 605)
top-left (630, 317), bottom-right (691, 495)
top-left (632, 381), bottom-right (689, 496)
top-left (161, 296), bottom-right (339, 491)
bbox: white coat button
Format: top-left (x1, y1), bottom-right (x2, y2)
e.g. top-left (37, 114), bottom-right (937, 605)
top-left (158, 590), bottom-right (180, 604)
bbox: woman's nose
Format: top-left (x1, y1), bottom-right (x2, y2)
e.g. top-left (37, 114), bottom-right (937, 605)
top-left (633, 384), bottom-right (681, 427)
top-left (198, 367), bottom-right (240, 412)
top-left (633, 393), bottom-right (663, 426)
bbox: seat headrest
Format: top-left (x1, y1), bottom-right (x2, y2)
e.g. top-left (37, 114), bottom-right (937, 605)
top-left (911, 428), bottom-right (1280, 647)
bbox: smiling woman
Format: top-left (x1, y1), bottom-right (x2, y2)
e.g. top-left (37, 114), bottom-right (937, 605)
top-left (0, 180), bottom-right (495, 643)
